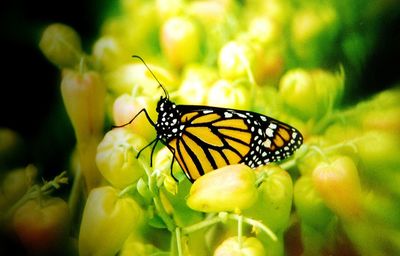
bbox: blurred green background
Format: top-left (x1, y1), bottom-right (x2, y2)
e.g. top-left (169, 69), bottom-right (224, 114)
top-left (0, 0), bottom-right (109, 177)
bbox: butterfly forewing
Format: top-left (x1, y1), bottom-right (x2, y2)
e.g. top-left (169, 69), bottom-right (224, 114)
top-left (159, 102), bottom-right (303, 182)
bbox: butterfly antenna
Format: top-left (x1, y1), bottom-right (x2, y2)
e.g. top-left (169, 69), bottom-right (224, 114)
top-left (132, 55), bottom-right (169, 99)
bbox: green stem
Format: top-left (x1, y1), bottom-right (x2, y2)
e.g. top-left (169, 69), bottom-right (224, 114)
top-left (238, 215), bottom-right (243, 248)
top-left (68, 166), bottom-right (82, 221)
top-left (279, 159), bottom-right (297, 171)
top-left (303, 137), bottom-right (363, 161)
top-left (182, 212), bottom-right (277, 242)
top-left (230, 213), bottom-right (278, 241)
top-left (152, 193), bottom-right (175, 232)
top-left (118, 183), bottom-right (137, 197)
top-left (142, 160), bottom-right (176, 232)
top-left (181, 215), bottom-right (222, 235)
top-left (175, 228), bottom-right (183, 256)
top-left (2, 172), bottom-right (68, 222)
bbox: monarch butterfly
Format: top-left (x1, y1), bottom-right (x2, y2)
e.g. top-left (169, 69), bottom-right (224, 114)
top-left (117, 55), bottom-right (303, 183)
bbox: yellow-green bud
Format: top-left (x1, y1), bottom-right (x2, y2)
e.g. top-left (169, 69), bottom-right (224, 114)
top-left (293, 176), bottom-right (334, 230)
top-left (61, 69), bottom-right (105, 143)
top-left (179, 64), bottom-right (217, 105)
top-left (161, 16), bottom-right (200, 69)
top-left (218, 41), bottom-right (256, 81)
top-left (92, 36), bottom-right (124, 71)
top-left (79, 186), bottom-right (143, 256)
top-left (0, 128), bottom-right (24, 167)
top-left (120, 233), bottom-right (157, 256)
top-left (312, 156), bottom-right (363, 220)
top-left (214, 236), bottom-right (265, 256)
top-left (112, 94), bottom-right (157, 142)
top-left (207, 79), bottom-right (250, 110)
top-left (39, 23), bottom-right (83, 68)
top-left (187, 164), bottom-right (257, 212)
top-left (0, 165), bottom-right (37, 211)
top-left (244, 165), bottom-right (293, 232)
top-left (247, 16), bottom-right (280, 45)
top-left (96, 128), bottom-right (148, 189)
top-left (279, 68), bottom-right (343, 120)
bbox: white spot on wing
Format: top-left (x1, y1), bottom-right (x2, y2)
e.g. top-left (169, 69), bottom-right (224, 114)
top-left (263, 139), bottom-right (271, 148)
top-left (224, 112), bottom-right (233, 118)
top-left (266, 128), bottom-right (274, 137)
top-left (237, 113), bottom-right (247, 118)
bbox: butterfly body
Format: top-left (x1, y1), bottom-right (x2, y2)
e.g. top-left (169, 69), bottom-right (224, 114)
top-left (154, 97), bottom-right (303, 182)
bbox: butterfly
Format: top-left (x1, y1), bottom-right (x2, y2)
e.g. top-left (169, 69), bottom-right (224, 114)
top-left (117, 55), bottom-right (303, 183)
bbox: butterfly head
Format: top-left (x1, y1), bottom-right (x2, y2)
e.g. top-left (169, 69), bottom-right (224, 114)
top-left (155, 97), bottom-right (182, 141)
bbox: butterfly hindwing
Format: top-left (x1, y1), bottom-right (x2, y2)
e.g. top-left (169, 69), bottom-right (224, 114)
top-left (241, 112), bottom-right (302, 168)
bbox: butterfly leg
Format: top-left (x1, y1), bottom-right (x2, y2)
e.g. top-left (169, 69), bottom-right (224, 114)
top-left (136, 137), bottom-right (157, 159)
top-left (149, 139), bottom-right (159, 167)
top-left (166, 145), bottom-right (179, 182)
top-left (112, 108), bottom-right (156, 128)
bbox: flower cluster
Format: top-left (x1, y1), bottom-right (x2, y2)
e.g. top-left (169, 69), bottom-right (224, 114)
top-left (2, 0), bottom-right (399, 255)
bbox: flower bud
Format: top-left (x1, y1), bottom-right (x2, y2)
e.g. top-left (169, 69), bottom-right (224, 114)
top-left (362, 107), bottom-right (400, 134)
top-left (92, 36), bottom-right (124, 71)
top-left (244, 165), bottom-right (293, 232)
top-left (79, 186), bottom-right (143, 256)
top-left (293, 176), bottom-right (334, 230)
top-left (356, 132), bottom-right (400, 171)
top-left (39, 23), bottom-right (83, 68)
top-left (247, 16), bottom-right (280, 45)
top-left (214, 236), bottom-right (265, 256)
top-left (156, 0), bottom-right (184, 21)
top-left (136, 178), bottom-right (152, 203)
top-left (153, 146), bottom-right (183, 182)
top-left (112, 94), bottom-right (157, 142)
top-left (61, 69), bottom-right (105, 143)
top-left (161, 16), bottom-right (200, 69)
top-left (290, 4), bottom-right (339, 65)
top-left (187, 164), bottom-right (257, 212)
top-left (356, 131), bottom-right (400, 197)
top-left (0, 128), bottom-right (24, 169)
top-left (312, 156), bottom-right (363, 220)
top-left (120, 233), bottom-right (158, 256)
top-left (279, 69), bottom-right (316, 119)
top-left (207, 79), bottom-right (250, 110)
top-left (61, 69), bottom-right (105, 190)
top-left (279, 68), bottom-right (343, 120)
top-left (96, 128), bottom-right (148, 189)
top-left (0, 165), bottom-right (37, 211)
top-left (12, 197), bottom-right (70, 254)
top-left (178, 64), bottom-right (217, 105)
top-left (218, 41), bottom-right (257, 81)
top-left (187, 0), bottom-right (231, 27)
